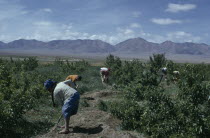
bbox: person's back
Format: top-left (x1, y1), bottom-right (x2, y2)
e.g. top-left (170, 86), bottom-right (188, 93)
top-left (100, 67), bottom-right (108, 71)
top-left (100, 67), bottom-right (110, 74)
top-left (100, 67), bottom-right (110, 83)
top-left (65, 75), bottom-right (78, 82)
top-left (161, 67), bottom-right (167, 75)
top-left (173, 71), bottom-right (179, 75)
top-left (54, 80), bottom-right (77, 105)
top-left (173, 71), bottom-right (180, 81)
top-left (65, 75), bottom-right (82, 89)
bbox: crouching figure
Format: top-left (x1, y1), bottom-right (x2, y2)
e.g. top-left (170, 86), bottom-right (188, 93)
top-left (100, 67), bottom-right (111, 83)
top-left (173, 71), bottom-right (180, 81)
top-left (44, 79), bottom-right (80, 134)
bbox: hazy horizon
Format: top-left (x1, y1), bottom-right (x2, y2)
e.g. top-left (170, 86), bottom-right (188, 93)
top-left (0, 37), bottom-right (210, 46)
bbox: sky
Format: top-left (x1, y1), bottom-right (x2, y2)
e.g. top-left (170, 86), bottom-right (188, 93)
top-left (0, 0), bottom-right (209, 45)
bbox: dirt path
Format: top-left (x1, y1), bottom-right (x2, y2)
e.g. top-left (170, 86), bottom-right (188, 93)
top-left (36, 90), bottom-right (144, 138)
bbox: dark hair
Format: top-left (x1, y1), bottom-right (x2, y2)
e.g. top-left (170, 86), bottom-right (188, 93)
top-left (44, 79), bottom-right (57, 90)
top-left (77, 75), bottom-right (82, 81)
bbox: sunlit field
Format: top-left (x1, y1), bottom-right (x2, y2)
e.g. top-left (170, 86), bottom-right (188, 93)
top-left (0, 54), bottom-right (210, 137)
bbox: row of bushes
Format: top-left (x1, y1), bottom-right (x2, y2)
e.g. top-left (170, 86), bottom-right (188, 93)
top-left (105, 54), bottom-right (210, 137)
top-left (0, 57), bottom-right (96, 137)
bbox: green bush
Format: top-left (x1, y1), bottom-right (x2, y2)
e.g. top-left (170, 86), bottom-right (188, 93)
top-left (0, 57), bottom-right (105, 137)
top-left (106, 54), bottom-right (210, 137)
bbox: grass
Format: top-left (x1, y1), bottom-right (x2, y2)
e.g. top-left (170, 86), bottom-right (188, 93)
top-left (3, 97), bottom-right (61, 138)
top-left (97, 100), bottom-right (108, 111)
top-left (18, 60), bottom-right (108, 137)
top-left (80, 99), bottom-right (90, 107)
top-left (77, 66), bottom-right (107, 93)
top-left (0, 54), bottom-right (191, 137)
top-left (158, 79), bottom-right (180, 100)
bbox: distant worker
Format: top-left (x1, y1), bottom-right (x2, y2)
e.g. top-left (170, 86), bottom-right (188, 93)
top-left (44, 79), bottom-right (80, 134)
top-left (173, 71), bottom-right (179, 75)
top-left (161, 67), bottom-right (167, 75)
top-left (159, 67), bottom-right (167, 82)
top-left (100, 67), bottom-right (111, 83)
top-left (65, 75), bottom-right (82, 89)
top-left (173, 71), bottom-right (180, 81)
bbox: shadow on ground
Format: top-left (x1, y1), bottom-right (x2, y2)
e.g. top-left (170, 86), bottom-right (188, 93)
top-left (72, 124), bottom-right (103, 134)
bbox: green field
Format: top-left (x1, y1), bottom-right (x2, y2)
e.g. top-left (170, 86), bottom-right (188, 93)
top-left (0, 54), bottom-right (210, 137)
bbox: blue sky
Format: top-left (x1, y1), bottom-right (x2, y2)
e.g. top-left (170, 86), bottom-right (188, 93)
top-left (0, 0), bottom-right (209, 44)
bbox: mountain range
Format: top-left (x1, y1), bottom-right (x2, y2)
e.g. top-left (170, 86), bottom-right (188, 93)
top-left (0, 38), bottom-right (210, 56)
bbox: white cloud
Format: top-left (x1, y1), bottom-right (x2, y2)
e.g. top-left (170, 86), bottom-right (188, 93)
top-left (142, 31), bottom-right (201, 44)
top-left (130, 23), bottom-right (141, 28)
top-left (166, 3), bottom-right (196, 13)
top-left (0, 0), bottom-right (202, 46)
top-left (0, 0), bottom-right (206, 45)
top-left (0, 22), bottom-right (203, 45)
top-left (166, 31), bottom-right (201, 42)
top-left (204, 33), bottom-right (209, 37)
top-left (169, 31), bottom-right (190, 37)
top-left (42, 8), bottom-right (52, 13)
top-left (151, 18), bottom-right (182, 25)
top-left (33, 21), bottom-right (53, 26)
top-left (132, 11), bottom-right (141, 18)
top-left (0, 0), bottom-right (27, 21)
top-left (124, 29), bottom-right (134, 35)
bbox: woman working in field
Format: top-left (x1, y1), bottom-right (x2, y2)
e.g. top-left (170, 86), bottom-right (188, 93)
top-left (44, 79), bottom-right (80, 134)
top-left (65, 75), bottom-right (82, 89)
top-left (100, 67), bottom-right (111, 83)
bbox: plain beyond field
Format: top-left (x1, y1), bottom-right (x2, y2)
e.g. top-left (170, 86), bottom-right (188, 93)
top-left (1, 50), bottom-right (210, 64)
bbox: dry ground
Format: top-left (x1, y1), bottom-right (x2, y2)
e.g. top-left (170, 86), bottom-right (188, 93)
top-left (36, 90), bottom-right (145, 138)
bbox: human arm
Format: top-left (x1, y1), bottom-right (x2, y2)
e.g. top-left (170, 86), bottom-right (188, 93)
top-left (63, 79), bottom-right (76, 89)
top-left (73, 82), bottom-right (79, 89)
top-left (65, 75), bottom-right (71, 81)
top-left (51, 92), bottom-right (55, 107)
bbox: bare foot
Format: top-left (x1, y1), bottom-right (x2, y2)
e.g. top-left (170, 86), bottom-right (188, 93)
top-left (58, 129), bottom-right (70, 134)
top-left (57, 125), bottom-right (65, 128)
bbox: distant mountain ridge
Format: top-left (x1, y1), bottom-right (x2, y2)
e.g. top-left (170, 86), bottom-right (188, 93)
top-left (0, 39), bottom-right (115, 53)
top-left (0, 38), bottom-right (210, 55)
top-left (115, 38), bottom-right (210, 55)
top-left (115, 38), bottom-right (159, 53)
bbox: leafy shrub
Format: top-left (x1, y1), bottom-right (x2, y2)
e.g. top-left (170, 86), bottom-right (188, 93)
top-left (0, 61), bottom-right (38, 136)
top-left (106, 54), bottom-right (210, 137)
top-left (149, 53), bottom-right (167, 74)
top-left (61, 59), bottom-right (90, 73)
top-left (0, 57), bottom-right (105, 137)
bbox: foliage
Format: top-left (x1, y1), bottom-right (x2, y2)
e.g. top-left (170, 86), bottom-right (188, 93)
top-left (1, 54), bottom-right (210, 137)
top-left (106, 54), bottom-right (210, 137)
top-left (0, 57), bottom-right (98, 137)
top-left (149, 53), bottom-right (167, 74)
top-left (0, 59), bottom-right (39, 137)
top-left (61, 59), bottom-right (90, 73)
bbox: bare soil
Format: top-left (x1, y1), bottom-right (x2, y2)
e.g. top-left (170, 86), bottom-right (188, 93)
top-left (36, 90), bottom-right (145, 138)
